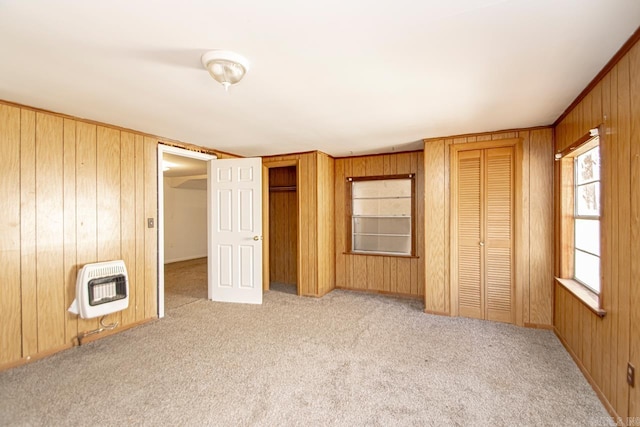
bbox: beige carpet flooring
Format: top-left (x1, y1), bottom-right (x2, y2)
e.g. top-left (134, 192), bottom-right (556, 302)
top-left (164, 258), bottom-right (208, 311)
top-left (0, 285), bottom-right (611, 426)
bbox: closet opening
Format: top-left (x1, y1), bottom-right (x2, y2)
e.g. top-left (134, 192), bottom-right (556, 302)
top-left (264, 163), bottom-right (299, 295)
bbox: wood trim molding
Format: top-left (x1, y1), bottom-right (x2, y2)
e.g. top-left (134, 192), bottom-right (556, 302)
top-left (423, 126), bottom-right (553, 144)
top-left (0, 318), bottom-right (155, 372)
top-left (333, 149), bottom-right (423, 160)
top-left (553, 25), bottom-right (640, 126)
top-left (555, 278), bottom-right (606, 317)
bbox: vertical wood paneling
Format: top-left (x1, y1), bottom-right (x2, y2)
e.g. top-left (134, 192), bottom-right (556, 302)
top-left (519, 130), bottom-right (531, 325)
top-left (335, 159), bottom-right (346, 288)
top-left (529, 129), bottom-right (554, 325)
top-left (120, 132), bottom-right (137, 325)
top-left (344, 159), bottom-right (354, 289)
top-left (35, 112), bottom-right (65, 351)
top-left (76, 122), bottom-right (98, 334)
top-left (143, 137), bottom-right (158, 319)
top-left (317, 152), bottom-right (335, 296)
top-left (63, 119), bottom-right (77, 344)
top-left (134, 134), bottom-right (146, 321)
top-left (416, 152), bottom-right (425, 298)
top-left (269, 167), bottom-right (297, 285)
top-left (600, 71), bottom-right (613, 403)
top-left (553, 39), bottom-right (640, 422)
top-left (615, 55), bottom-right (631, 418)
top-left (628, 41), bottom-right (640, 419)
top-left (424, 128), bottom-right (553, 325)
top-left (20, 109), bottom-right (38, 357)
top-left (263, 152), bottom-right (329, 297)
top-left (425, 140), bottom-right (446, 312)
top-left (0, 101), bottom-right (164, 369)
top-left (334, 151), bottom-right (423, 298)
top-left (0, 105), bottom-right (22, 364)
top-left (97, 126), bottom-right (122, 327)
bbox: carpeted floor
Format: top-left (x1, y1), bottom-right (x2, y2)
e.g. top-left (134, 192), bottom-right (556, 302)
top-left (0, 285), bottom-right (611, 426)
top-left (164, 258), bottom-right (208, 311)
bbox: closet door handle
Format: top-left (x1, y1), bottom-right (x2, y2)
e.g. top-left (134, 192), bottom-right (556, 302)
top-left (479, 242), bottom-right (485, 246)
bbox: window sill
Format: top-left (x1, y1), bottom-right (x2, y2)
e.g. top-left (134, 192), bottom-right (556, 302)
top-left (555, 277), bottom-right (606, 318)
top-left (343, 251), bottom-right (419, 259)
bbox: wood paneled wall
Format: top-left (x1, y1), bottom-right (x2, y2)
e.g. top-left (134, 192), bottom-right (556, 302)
top-left (423, 128), bottom-right (554, 326)
top-left (553, 40), bottom-right (640, 422)
top-left (0, 101), bottom-right (159, 368)
top-left (334, 151), bottom-right (425, 297)
top-left (263, 152), bottom-right (335, 297)
top-left (269, 167), bottom-right (297, 285)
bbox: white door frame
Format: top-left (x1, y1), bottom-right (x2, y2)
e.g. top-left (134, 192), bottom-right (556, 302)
top-left (157, 145), bottom-right (216, 318)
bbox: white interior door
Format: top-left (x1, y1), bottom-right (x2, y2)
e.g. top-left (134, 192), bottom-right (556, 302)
top-left (208, 157), bottom-right (263, 304)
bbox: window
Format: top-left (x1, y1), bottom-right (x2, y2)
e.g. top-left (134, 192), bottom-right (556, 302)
top-left (556, 129), bottom-right (604, 315)
top-left (573, 145), bottom-right (600, 293)
top-left (348, 175), bottom-right (414, 256)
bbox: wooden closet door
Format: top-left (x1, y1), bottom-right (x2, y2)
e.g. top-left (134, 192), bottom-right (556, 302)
top-left (456, 150), bottom-right (484, 319)
top-left (484, 147), bottom-right (514, 323)
top-left (454, 146), bottom-right (514, 323)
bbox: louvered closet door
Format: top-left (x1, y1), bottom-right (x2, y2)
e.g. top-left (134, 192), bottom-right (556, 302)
top-left (455, 147), bottom-right (514, 323)
top-left (457, 150), bottom-right (484, 319)
top-left (484, 147), bottom-right (514, 323)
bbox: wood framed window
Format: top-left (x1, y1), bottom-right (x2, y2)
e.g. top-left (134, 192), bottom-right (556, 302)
top-left (556, 129), bottom-right (605, 316)
top-left (347, 174), bottom-right (415, 256)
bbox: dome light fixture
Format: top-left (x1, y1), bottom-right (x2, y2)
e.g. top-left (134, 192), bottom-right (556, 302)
top-left (201, 50), bottom-right (250, 91)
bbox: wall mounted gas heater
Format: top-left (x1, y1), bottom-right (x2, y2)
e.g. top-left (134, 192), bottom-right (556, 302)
top-left (68, 260), bottom-right (129, 343)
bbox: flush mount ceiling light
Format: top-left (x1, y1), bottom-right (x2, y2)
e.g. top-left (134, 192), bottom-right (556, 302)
top-left (201, 50), bottom-right (250, 91)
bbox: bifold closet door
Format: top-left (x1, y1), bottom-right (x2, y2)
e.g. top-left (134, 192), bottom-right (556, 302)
top-left (457, 150), bottom-right (484, 319)
top-left (484, 147), bottom-right (514, 323)
top-left (455, 146), bottom-right (514, 323)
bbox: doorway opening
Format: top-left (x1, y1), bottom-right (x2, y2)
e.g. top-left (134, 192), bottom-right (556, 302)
top-left (264, 162), bottom-right (300, 295)
top-left (157, 145), bottom-right (215, 317)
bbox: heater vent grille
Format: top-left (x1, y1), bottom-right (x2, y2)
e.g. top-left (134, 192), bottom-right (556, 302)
top-left (68, 260), bottom-right (129, 319)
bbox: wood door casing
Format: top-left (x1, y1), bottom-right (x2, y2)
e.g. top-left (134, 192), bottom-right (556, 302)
top-left (451, 142), bottom-right (516, 323)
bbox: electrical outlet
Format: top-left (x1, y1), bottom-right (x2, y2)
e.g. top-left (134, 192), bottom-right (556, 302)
top-left (628, 363), bottom-right (635, 387)
top-left (147, 218), bottom-right (155, 228)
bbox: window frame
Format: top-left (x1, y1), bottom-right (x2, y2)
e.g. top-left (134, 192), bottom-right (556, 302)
top-left (556, 129), bottom-right (605, 316)
top-left (572, 145), bottom-right (601, 293)
top-left (346, 174), bottom-right (416, 257)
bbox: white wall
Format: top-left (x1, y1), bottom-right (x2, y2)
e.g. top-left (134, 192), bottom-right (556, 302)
top-left (163, 176), bottom-right (207, 263)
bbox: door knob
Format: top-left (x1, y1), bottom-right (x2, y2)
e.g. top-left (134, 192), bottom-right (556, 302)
top-left (479, 242), bottom-right (485, 246)
top-left (253, 236), bottom-right (262, 241)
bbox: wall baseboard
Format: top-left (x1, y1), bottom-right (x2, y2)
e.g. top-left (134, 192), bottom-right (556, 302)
top-left (334, 286), bottom-right (423, 300)
top-left (423, 309), bottom-right (451, 316)
top-left (0, 318), bottom-right (156, 373)
top-left (524, 322), bottom-right (553, 330)
top-left (553, 327), bottom-right (620, 423)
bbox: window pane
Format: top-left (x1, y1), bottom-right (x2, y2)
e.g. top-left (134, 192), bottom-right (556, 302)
top-left (353, 217), bottom-right (411, 235)
top-left (353, 235), bottom-right (411, 255)
top-left (575, 219), bottom-right (599, 256)
top-left (576, 182), bottom-right (600, 216)
top-left (576, 146), bottom-right (600, 185)
top-left (574, 250), bottom-right (600, 293)
top-left (353, 198), bottom-right (411, 216)
top-left (352, 179), bottom-right (411, 199)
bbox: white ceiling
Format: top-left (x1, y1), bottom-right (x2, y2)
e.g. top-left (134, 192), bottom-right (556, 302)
top-left (1, 1), bottom-right (638, 157)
